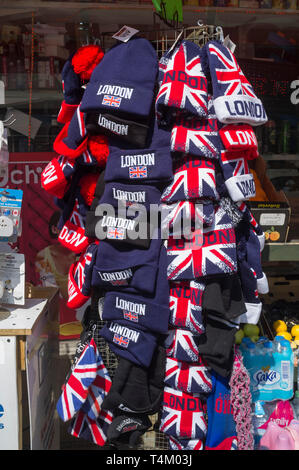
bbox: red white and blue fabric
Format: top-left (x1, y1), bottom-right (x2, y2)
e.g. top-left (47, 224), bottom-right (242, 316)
top-left (219, 150), bottom-right (256, 202)
top-left (166, 206), bottom-right (237, 280)
top-left (56, 338), bottom-right (99, 422)
top-left (168, 435), bottom-right (204, 450)
top-left (160, 386), bottom-right (207, 440)
top-left (203, 41), bottom-right (267, 126)
top-left (155, 40), bottom-right (208, 120)
top-left (165, 357), bottom-right (212, 396)
top-left (69, 408), bottom-right (113, 447)
top-left (161, 156), bottom-right (219, 203)
top-left (169, 280), bottom-right (205, 335)
top-left (161, 201), bottom-right (215, 240)
top-left (165, 328), bottom-right (199, 363)
top-left (219, 123), bottom-right (259, 159)
top-left (81, 359), bottom-right (112, 421)
top-left (58, 197), bottom-right (90, 254)
top-left (41, 155), bottom-right (75, 198)
top-left (54, 107), bottom-right (88, 159)
top-left (237, 201), bottom-right (265, 251)
top-left (67, 242), bottom-right (98, 309)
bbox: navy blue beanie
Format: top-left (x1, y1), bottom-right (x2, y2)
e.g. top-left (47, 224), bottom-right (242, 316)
top-left (104, 122), bottom-right (173, 184)
top-left (80, 37), bottom-right (158, 119)
top-left (100, 320), bottom-right (158, 368)
top-left (101, 245), bottom-right (170, 334)
top-left (91, 236), bottom-right (162, 294)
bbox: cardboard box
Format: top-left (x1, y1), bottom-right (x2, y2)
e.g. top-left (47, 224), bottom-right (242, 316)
top-left (249, 156), bottom-right (291, 243)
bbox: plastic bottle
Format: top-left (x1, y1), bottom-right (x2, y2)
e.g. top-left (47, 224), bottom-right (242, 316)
top-left (252, 401), bottom-right (268, 450)
top-left (292, 391), bottom-right (299, 420)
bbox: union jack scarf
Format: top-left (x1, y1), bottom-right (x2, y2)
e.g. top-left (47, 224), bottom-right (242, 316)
top-left (165, 328), bottom-right (199, 363)
top-left (54, 106), bottom-right (89, 159)
top-left (58, 196), bottom-right (90, 254)
top-left (166, 206), bottom-right (237, 280)
top-left (160, 386), bottom-right (207, 440)
top-left (202, 40), bottom-right (267, 126)
top-left (164, 357), bottom-right (212, 396)
top-left (161, 201), bottom-right (215, 240)
top-left (168, 435), bottom-right (204, 451)
top-left (161, 155), bottom-right (219, 203)
top-left (156, 40), bottom-right (208, 122)
top-left (169, 280), bottom-right (205, 335)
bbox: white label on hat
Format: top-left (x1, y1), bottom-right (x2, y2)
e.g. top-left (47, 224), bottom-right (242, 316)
top-left (223, 35), bottom-right (236, 54)
top-left (112, 26), bottom-right (139, 43)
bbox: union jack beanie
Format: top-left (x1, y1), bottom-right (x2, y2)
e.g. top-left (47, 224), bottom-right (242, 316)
top-left (67, 242), bottom-right (98, 310)
top-left (159, 386), bottom-right (207, 440)
top-left (165, 328), bottom-right (200, 363)
top-left (170, 104), bottom-right (222, 159)
top-left (166, 206), bottom-right (237, 281)
top-left (201, 40), bottom-right (268, 126)
top-left (169, 280), bottom-right (205, 335)
top-left (101, 344), bottom-right (165, 415)
top-left (205, 370), bottom-right (238, 450)
top-left (155, 40), bottom-right (208, 123)
top-left (101, 245), bottom-right (170, 335)
top-left (219, 123), bottom-right (259, 158)
top-left (99, 320), bottom-right (158, 368)
top-left (161, 200), bottom-right (215, 240)
top-left (80, 37), bottom-right (158, 119)
top-left (41, 155), bottom-right (75, 199)
top-left (219, 150), bottom-right (256, 202)
top-left (161, 155), bottom-right (219, 203)
top-left (164, 356), bottom-right (212, 396)
top-left (104, 122), bottom-right (173, 184)
top-left (57, 44), bottom-right (104, 124)
top-left (91, 236), bottom-right (162, 295)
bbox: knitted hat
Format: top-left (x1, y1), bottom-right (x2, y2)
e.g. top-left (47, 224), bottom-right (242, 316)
top-left (165, 328), bottom-right (199, 363)
top-left (160, 386), bottom-right (207, 440)
top-left (167, 206), bottom-right (237, 280)
top-left (155, 40), bottom-right (208, 122)
top-left (67, 242), bottom-right (98, 309)
top-left (57, 45), bottom-right (104, 124)
top-left (170, 105), bottom-right (222, 159)
top-left (219, 124), bottom-right (259, 158)
top-left (58, 196), bottom-right (91, 254)
top-left (99, 320), bottom-right (158, 368)
top-left (161, 155), bottom-right (219, 203)
top-left (169, 280), bottom-right (205, 335)
top-left (161, 200), bottom-right (215, 240)
top-left (106, 413), bottom-right (152, 449)
top-left (203, 274), bottom-right (247, 321)
top-left (164, 356), bottom-right (212, 396)
top-left (80, 37), bottom-right (158, 119)
top-left (205, 370), bottom-right (238, 450)
top-left (219, 150), bottom-right (256, 202)
top-left (201, 40), bottom-right (267, 126)
top-left (197, 312), bottom-right (239, 377)
top-left (97, 181), bottom-right (161, 212)
top-left (69, 408), bottom-right (113, 447)
top-left (101, 245), bottom-right (170, 335)
top-left (56, 337), bottom-right (99, 422)
top-left (104, 122), bottom-right (173, 184)
top-left (91, 236), bottom-right (162, 295)
top-left (168, 436), bottom-right (204, 450)
top-left (41, 155), bottom-right (75, 199)
top-left (101, 344), bottom-right (166, 415)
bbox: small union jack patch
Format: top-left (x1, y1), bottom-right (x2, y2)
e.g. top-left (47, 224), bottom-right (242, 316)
top-left (107, 227), bottom-right (125, 240)
top-left (113, 333), bottom-right (129, 348)
top-left (102, 95), bottom-right (122, 108)
top-left (129, 166), bottom-right (147, 179)
top-left (123, 310), bottom-right (139, 322)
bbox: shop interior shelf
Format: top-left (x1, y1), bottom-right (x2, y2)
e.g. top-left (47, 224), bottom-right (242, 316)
top-left (262, 242), bottom-right (299, 262)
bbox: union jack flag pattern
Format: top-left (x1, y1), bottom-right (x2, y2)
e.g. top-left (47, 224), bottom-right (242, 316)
top-left (160, 386), bottom-right (207, 440)
top-left (81, 358), bottom-right (112, 421)
top-left (220, 150), bottom-right (256, 202)
top-left (204, 41), bottom-right (267, 125)
top-left (166, 206), bottom-right (237, 280)
top-left (165, 357), bottom-right (212, 395)
top-left (69, 408), bottom-right (113, 447)
top-left (102, 95), bottom-right (122, 108)
top-left (129, 165), bottom-right (148, 179)
top-left (161, 200), bottom-right (215, 240)
top-left (155, 40), bottom-right (208, 120)
top-left (67, 243), bottom-right (97, 309)
top-left (165, 328), bottom-right (199, 363)
top-left (56, 338), bottom-right (98, 422)
top-left (107, 227), bottom-right (125, 240)
top-left (168, 435), bottom-right (204, 451)
top-left (161, 155), bottom-right (219, 203)
top-left (169, 280), bottom-right (205, 335)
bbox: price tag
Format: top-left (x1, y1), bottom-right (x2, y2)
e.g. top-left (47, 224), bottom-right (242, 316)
top-left (112, 26), bottom-right (139, 43)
